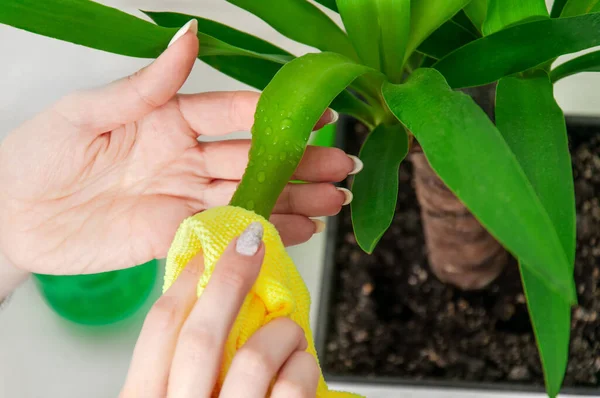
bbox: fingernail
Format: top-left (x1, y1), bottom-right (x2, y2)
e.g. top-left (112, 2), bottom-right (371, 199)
top-left (328, 109), bottom-right (339, 124)
top-left (348, 155), bottom-right (363, 175)
top-left (337, 187), bottom-right (353, 206)
top-left (168, 19), bottom-right (198, 48)
top-left (235, 222), bottom-right (264, 256)
top-left (312, 219), bottom-right (326, 234)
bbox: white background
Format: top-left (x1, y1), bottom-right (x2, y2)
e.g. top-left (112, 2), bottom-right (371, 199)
top-left (0, 1), bottom-right (597, 397)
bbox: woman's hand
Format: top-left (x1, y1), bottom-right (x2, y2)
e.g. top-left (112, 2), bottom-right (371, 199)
top-left (0, 21), bottom-right (359, 276)
top-left (121, 222), bottom-right (319, 398)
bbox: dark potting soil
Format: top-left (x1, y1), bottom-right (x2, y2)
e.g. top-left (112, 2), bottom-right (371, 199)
top-left (323, 121), bottom-right (600, 388)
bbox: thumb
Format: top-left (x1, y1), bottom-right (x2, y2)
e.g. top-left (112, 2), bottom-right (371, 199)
top-left (56, 19), bottom-right (199, 134)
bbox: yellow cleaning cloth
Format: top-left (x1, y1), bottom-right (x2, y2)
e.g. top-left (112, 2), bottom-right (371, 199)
top-left (163, 205), bottom-right (362, 398)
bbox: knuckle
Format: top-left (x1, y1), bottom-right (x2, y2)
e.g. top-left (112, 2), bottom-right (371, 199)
top-left (213, 264), bottom-right (249, 293)
top-left (180, 325), bottom-right (217, 355)
top-left (236, 347), bottom-right (276, 378)
top-left (127, 71), bottom-right (159, 108)
top-left (145, 296), bottom-right (182, 331)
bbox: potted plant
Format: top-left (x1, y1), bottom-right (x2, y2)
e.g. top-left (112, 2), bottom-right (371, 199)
top-left (3, 0), bottom-right (600, 396)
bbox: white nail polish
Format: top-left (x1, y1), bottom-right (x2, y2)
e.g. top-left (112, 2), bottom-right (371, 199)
top-left (337, 187), bottom-right (353, 206)
top-left (348, 155), bottom-right (363, 175)
top-left (235, 222), bottom-right (264, 256)
top-left (329, 109), bottom-right (339, 124)
top-left (312, 219), bottom-right (326, 234)
top-left (168, 19), bottom-right (198, 48)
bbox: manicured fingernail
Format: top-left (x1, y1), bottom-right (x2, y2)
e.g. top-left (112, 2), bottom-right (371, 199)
top-left (348, 155), bottom-right (363, 175)
top-left (168, 19), bottom-right (198, 48)
top-left (328, 109), bottom-right (339, 124)
top-left (235, 222), bottom-right (264, 256)
top-left (312, 219), bottom-right (326, 234)
top-left (337, 187), bottom-right (353, 206)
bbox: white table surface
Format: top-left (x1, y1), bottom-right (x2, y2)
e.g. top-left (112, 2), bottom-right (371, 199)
top-left (1, 1), bottom-right (598, 397)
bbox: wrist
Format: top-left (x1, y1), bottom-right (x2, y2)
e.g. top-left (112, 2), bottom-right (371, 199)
top-left (0, 249), bottom-right (29, 299)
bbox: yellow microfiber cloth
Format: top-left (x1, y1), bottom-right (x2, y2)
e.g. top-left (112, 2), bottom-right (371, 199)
top-left (163, 205), bottom-right (362, 398)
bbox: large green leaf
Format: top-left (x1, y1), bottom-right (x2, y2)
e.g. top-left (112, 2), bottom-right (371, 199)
top-left (551, 0), bottom-right (570, 17)
top-left (550, 50), bottom-right (600, 82)
top-left (561, 0), bottom-right (600, 16)
top-left (336, 0), bottom-right (409, 82)
top-left (226, 0), bottom-right (357, 59)
top-left (1, 0), bottom-right (174, 58)
top-left (336, 0), bottom-right (381, 69)
top-left (351, 124), bottom-right (409, 253)
top-left (315, 0), bottom-right (339, 12)
top-left (404, 0), bottom-right (470, 62)
top-left (482, 0), bottom-right (548, 35)
top-left (0, 0), bottom-right (289, 62)
top-left (496, 72), bottom-right (575, 398)
top-left (377, 0), bottom-right (411, 83)
top-left (382, 68), bottom-right (577, 304)
top-left (464, 0), bottom-right (488, 31)
top-left (143, 10), bottom-right (291, 56)
top-left (418, 19), bottom-right (477, 60)
top-left (230, 53), bottom-right (375, 217)
top-left (434, 12), bottom-right (600, 88)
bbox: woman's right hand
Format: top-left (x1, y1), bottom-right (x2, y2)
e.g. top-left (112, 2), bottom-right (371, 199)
top-left (121, 222), bottom-right (319, 398)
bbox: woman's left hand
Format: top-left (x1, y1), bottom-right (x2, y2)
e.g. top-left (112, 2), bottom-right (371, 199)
top-left (0, 23), bottom-right (358, 276)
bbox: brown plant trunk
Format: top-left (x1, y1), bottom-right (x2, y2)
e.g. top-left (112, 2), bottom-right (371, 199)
top-left (411, 84), bottom-right (509, 290)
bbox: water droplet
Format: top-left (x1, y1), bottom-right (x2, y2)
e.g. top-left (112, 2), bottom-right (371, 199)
top-left (257, 145), bottom-right (265, 156)
top-left (273, 137), bottom-right (279, 145)
top-left (257, 171), bottom-right (266, 183)
top-left (281, 118), bottom-right (293, 130)
top-left (280, 152), bottom-right (287, 161)
top-left (287, 111), bottom-right (293, 117)
top-left (247, 200), bottom-right (255, 210)
top-left (285, 140), bottom-right (290, 146)
top-left (280, 111), bottom-right (285, 116)
top-left (274, 103), bottom-right (279, 110)
top-left (305, 115), bottom-right (310, 121)
top-left (262, 161), bottom-right (268, 167)
top-left (249, 160), bottom-right (255, 167)
top-left (263, 116), bottom-right (268, 123)
top-left (265, 127), bottom-right (272, 136)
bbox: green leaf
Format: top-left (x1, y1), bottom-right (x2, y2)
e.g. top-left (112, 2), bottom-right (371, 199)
top-left (434, 12), bottom-right (600, 88)
top-left (144, 10), bottom-right (374, 128)
top-left (561, 0), bottom-right (600, 16)
top-left (452, 9), bottom-right (481, 36)
top-left (0, 0), bottom-right (174, 58)
top-left (482, 0), bottom-right (548, 35)
top-left (143, 10), bottom-right (291, 56)
top-left (404, 0), bottom-right (471, 62)
top-left (336, 0), bottom-right (409, 81)
top-left (226, 0), bottom-right (357, 59)
top-left (315, 0), bottom-right (339, 12)
top-left (336, 0), bottom-right (381, 69)
top-left (551, 0), bottom-right (570, 17)
top-left (351, 124), bottom-right (409, 253)
top-left (382, 68), bottom-right (577, 304)
top-left (0, 0), bottom-right (288, 62)
top-left (464, 0), bottom-right (488, 31)
top-left (550, 50), bottom-right (600, 82)
top-left (230, 53), bottom-right (375, 217)
top-left (418, 19), bottom-right (477, 60)
top-left (496, 72), bottom-right (575, 398)
top-left (377, 0), bottom-right (411, 83)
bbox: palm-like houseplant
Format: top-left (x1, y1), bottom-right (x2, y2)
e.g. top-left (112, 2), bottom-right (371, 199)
top-left (4, 0), bottom-right (600, 396)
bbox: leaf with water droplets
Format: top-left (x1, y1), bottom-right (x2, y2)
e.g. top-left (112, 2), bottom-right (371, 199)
top-left (230, 52), bottom-right (376, 218)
